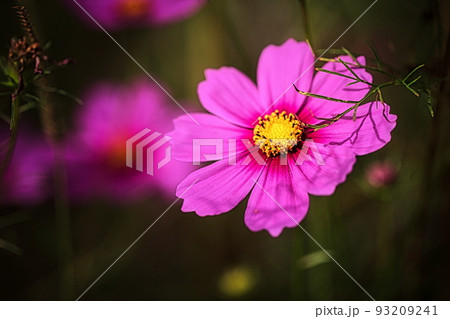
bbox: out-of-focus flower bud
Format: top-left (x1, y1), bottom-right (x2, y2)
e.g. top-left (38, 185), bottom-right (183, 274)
top-left (366, 161), bottom-right (397, 187)
top-left (218, 266), bottom-right (257, 298)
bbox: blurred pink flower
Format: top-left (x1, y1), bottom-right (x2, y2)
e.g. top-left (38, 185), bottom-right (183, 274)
top-left (171, 38), bottom-right (397, 237)
top-left (366, 161), bottom-right (397, 187)
top-left (65, 78), bottom-right (192, 201)
top-left (1, 129), bottom-right (52, 206)
top-left (65, 0), bottom-right (206, 30)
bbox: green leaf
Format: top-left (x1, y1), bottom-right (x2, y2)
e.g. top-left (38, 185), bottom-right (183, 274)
top-left (318, 57), bottom-right (336, 62)
top-left (377, 88), bottom-right (385, 106)
top-left (426, 90), bottom-right (434, 117)
top-left (0, 75), bottom-right (18, 88)
top-left (20, 101), bottom-right (37, 113)
top-left (319, 57), bottom-right (389, 76)
top-left (407, 75), bottom-right (421, 87)
top-left (316, 67), bottom-right (357, 81)
top-left (0, 110), bottom-right (10, 124)
top-left (297, 250), bottom-right (331, 269)
top-left (43, 41), bottom-right (52, 51)
top-left (338, 57), bottom-right (366, 83)
top-left (294, 84), bottom-right (359, 103)
top-left (0, 56), bottom-right (8, 74)
top-left (10, 98), bottom-right (17, 130)
top-left (23, 93), bottom-right (40, 103)
top-left (346, 80), bottom-right (360, 87)
top-left (39, 86), bottom-right (84, 105)
top-left (341, 46), bottom-right (357, 62)
top-left (403, 64), bottom-right (425, 83)
top-left (366, 41), bottom-right (383, 69)
top-left (315, 48), bottom-right (357, 56)
top-left (305, 85), bottom-right (383, 130)
top-left (402, 82), bottom-right (420, 97)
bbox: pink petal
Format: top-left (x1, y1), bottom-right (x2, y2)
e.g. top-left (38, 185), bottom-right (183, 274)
top-left (198, 67), bottom-right (265, 127)
top-left (64, 0), bottom-right (122, 30)
top-left (300, 56), bottom-right (372, 121)
top-left (74, 79), bottom-right (180, 163)
top-left (65, 0), bottom-right (205, 30)
top-left (65, 79), bottom-right (193, 201)
top-left (244, 157), bottom-right (309, 237)
top-left (152, 0), bottom-right (206, 24)
top-left (177, 153), bottom-right (266, 216)
top-left (289, 143), bottom-right (356, 196)
top-left (170, 113), bottom-right (253, 162)
top-left (257, 39), bottom-right (314, 115)
top-left (310, 101), bottom-right (397, 155)
top-left (1, 130), bottom-right (52, 205)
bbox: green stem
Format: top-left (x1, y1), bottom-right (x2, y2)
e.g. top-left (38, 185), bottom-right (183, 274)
top-left (39, 75), bottom-right (74, 300)
top-left (295, 85), bottom-right (360, 104)
top-left (212, 1), bottom-right (252, 74)
top-left (374, 189), bottom-right (395, 298)
top-left (42, 87), bottom-right (75, 300)
top-left (299, 79), bottom-right (401, 131)
top-left (298, 0), bottom-right (313, 47)
top-left (290, 230), bottom-right (307, 300)
top-left (337, 57), bottom-right (373, 86)
top-left (53, 143), bottom-right (74, 300)
top-left (0, 93), bottom-right (21, 181)
top-left (302, 85), bottom-right (382, 130)
top-left (318, 56), bottom-right (393, 76)
top-left (21, 0), bottom-right (75, 299)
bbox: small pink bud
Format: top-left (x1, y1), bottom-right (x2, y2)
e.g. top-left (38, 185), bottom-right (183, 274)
top-left (366, 161), bottom-right (397, 187)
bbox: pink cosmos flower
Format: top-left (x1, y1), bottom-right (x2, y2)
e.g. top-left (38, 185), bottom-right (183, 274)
top-left (170, 38), bottom-right (397, 237)
top-left (65, 0), bottom-right (206, 30)
top-left (1, 129), bottom-right (52, 206)
top-left (65, 78), bottom-right (192, 201)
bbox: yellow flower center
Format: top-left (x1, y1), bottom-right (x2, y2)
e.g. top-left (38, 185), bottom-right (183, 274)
top-left (117, 0), bottom-right (150, 19)
top-left (253, 110), bottom-right (304, 157)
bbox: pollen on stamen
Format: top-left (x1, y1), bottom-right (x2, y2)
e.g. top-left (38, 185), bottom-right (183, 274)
top-left (253, 110), bottom-right (304, 157)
